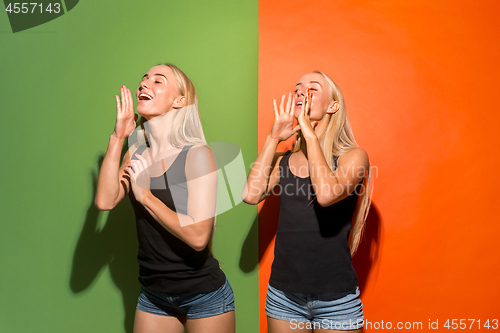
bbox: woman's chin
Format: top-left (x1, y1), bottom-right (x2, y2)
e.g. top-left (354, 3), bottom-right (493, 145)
top-left (135, 110), bottom-right (146, 118)
top-left (136, 107), bottom-right (157, 118)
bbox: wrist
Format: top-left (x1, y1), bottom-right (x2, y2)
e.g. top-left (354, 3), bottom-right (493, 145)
top-left (267, 133), bottom-right (280, 145)
top-left (304, 133), bottom-right (319, 144)
top-left (110, 132), bottom-right (126, 143)
top-left (137, 189), bottom-right (152, 205)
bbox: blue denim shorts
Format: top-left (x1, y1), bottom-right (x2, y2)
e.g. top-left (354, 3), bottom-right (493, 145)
top-left (265, 284), bottom-right (364, 330)
top-left (136, 278), bottom-right (235, 319)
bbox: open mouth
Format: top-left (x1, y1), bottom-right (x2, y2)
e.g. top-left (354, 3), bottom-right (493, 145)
top-left (296, 102), bottom-right (303, 107)
top-left (138, 93), bottom-right (153, 101)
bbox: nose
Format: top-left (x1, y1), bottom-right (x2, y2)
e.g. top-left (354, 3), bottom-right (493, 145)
top-left (139, 80), bottom-right (150, 90)
top-left (295, 87), bottom-right (305, 97)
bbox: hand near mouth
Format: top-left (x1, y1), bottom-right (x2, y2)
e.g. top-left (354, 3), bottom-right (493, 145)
top-left (297, 88), bottom-right (319, 141)
top-left (113, 85), bottom-right (138, 140)
top-left (270, 92), bottom-right (300, 142)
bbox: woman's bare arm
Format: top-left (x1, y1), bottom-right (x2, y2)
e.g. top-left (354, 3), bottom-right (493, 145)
top-left (243, 93), bottom-right (299, 205)
top-left (94, 86), bottom-right (137, 210)
top-left (242, 136), bottom-right (286, 205)
top-left (307, 141), bottom-right (369, 206)
top-left (94, 136), bottom-right (133, 210)
top-left (297, 90), bottom-right (369, 207)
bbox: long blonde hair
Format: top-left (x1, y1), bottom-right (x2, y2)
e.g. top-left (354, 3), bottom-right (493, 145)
top-left (162, 64), bottom-right (207, 147)
top-left (292, 71), bottom-right (373, 256)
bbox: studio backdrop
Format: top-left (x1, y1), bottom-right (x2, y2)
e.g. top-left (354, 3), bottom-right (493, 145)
top-left (1, 0), bottom-right (499, 332)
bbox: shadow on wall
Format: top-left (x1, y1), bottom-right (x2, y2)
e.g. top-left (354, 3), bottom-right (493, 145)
top-left (239, 213), bottom-right (259, 273)
top-left (258, 194), bottom-right (280, 262)
top-left (353, 204), bottom-right (382, 297)
top-left (70, 155), bottom-right (139, 333)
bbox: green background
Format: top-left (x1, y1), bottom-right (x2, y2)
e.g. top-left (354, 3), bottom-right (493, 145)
top-left (0, 1), bottom-right (259, 332)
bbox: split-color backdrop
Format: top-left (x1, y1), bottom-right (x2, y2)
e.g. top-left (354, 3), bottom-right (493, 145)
top-left (1, 1), bottom-right (499, 332)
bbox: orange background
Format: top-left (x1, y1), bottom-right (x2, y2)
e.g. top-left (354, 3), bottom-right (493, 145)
top-left (258, 0), bottom-right (500, 331)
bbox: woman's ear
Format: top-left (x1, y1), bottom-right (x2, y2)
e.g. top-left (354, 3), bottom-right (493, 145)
top-left (173, 95), bottom-right (186, 109)
top-left (326, 101), bottom-right (340, 114)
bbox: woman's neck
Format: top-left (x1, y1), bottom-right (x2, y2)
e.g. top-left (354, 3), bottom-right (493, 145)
top-left (143, 109), bottom-right (178, 158)
top-left (299, 113), bottom-right (331, 156)
top-left (300, 127), bottom-right (325, 158)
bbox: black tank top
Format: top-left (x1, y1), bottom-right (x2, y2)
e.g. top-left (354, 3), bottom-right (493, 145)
top-left (128, 145), bottom-right (225, 295)
top-left (269, 151), bottom-right (359, 294)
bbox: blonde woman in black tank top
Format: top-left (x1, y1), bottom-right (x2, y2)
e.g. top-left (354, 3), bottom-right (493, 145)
top-left (243, 71), bottom-right (372, 332)
top-left (95, 64), bottom-right (235, 333)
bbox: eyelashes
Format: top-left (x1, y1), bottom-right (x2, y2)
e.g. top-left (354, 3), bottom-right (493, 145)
top-left (294, 88), bottom-right (318, 93)
top-left (139, 76), bottom-right (165, 84)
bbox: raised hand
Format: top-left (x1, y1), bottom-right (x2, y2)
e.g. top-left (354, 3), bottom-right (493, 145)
top-left (270, 93), bottom-right (300, 142)
top-left (297, 88), bottom-right (319, 141)
top-left (113, 85), bottom-right (138, 140)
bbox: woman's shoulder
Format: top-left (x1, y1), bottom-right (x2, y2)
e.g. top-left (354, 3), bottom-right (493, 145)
top-left (274, 150), bottom-right (291, 162)
top-left (185, 144), bottom-right (211, 159)
top-left (185, 144), bottom-right (216, 174)
top-left (337, 147), bottom-right (369, 168)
